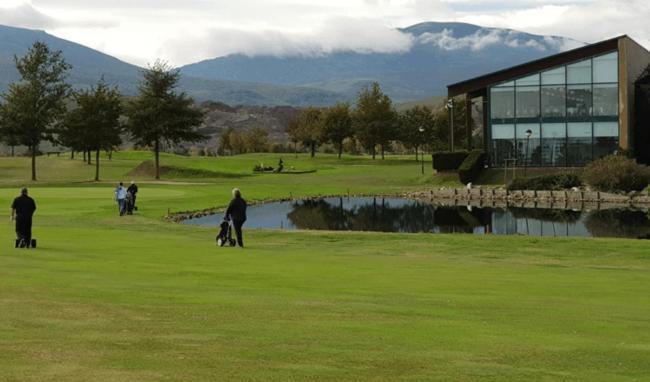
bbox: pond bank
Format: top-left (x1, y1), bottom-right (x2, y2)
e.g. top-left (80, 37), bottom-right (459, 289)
top-left (409, 188), bottom-right (650, 210)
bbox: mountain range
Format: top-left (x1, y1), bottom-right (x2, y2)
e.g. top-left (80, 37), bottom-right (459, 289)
top-left (0, 22), bottom-right (583, 106)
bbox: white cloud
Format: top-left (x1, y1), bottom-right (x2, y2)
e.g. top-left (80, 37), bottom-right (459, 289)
top-left (161, 18), bottom-right (414, 63)
top-left (0, 0), bottom-right (647, 66)
top-left (0, 1), bottom-right (58, 29)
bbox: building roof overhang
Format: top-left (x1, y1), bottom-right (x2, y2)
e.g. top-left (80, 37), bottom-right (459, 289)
top-left (447, 35), bottom-right (626, 98)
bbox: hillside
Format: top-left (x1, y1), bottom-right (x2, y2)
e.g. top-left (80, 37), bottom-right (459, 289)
top-left (0, 24), bottom-right (344, 106)
top-left (181, 22), bottom-right (583, 102)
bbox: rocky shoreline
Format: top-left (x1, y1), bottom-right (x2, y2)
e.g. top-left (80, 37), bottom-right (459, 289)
top-left (409, 187), bottom-right (650, 210)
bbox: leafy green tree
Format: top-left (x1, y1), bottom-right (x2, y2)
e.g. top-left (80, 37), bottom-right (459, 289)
top-left (322, 103), bottom-right (353, 158)
top-left (399, 106), bottom-right (436, 160)
top-left (433, 98), bottom-right (471, 152)
top-left (62, 80), bottom-right (122, 181)
top-left (0, 42), bottom-right (71, 180)
top-left (218, 127), bottom-right (234, 155)
top-left (353, 83), bottom-right (395, 160)
top-left (286, 107), bottom-right (323, 158)
top-left (125, 61), bottom-right (206, 179)
top-left (244, 127), bottom-right (270, 153)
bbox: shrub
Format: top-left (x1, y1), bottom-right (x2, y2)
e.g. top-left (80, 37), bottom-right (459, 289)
top-left (507, 174), bottom-right (582, 191)
top-left (583, 155), bottom-right (650, 193)
top-left (458, 150), bottom-right (486, 184)
top-left (432, 151), bottom-right (469, 171)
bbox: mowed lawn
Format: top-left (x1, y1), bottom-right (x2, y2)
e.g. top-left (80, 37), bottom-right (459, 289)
top-left (0, 153), bottom-right (649, 381)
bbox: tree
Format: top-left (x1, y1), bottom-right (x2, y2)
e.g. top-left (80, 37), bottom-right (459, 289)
top-left (353, 83), bottom-right (396, 160)
top-left (244, 127), bottom-right (270, 153)
top-left (218, 127), bottom-right (234, 155)
top-left (433, 98), bottom-right (470, 152)
top-left (62, 80), bottom-right (122, 181)
top-left (322, 103), bottom-right (353, 158)
top-left (286, 107), bottom-right (323, 158)
top-left (125, 61), bottom-right (206, 179)
top-left (0, 42), bottom-right (71, 180)
top-left (399, 106), bottom-right (436, 160)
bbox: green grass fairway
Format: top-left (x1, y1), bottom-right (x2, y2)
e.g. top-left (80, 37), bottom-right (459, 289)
top-left (0, 153), bottom-right (649, 381)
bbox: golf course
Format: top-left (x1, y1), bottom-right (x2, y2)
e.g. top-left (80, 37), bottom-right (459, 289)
top-left (1, 152), bottom-right (649, 381)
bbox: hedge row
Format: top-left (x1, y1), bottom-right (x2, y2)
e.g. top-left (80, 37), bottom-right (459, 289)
top-left (458, 150), bottom-right (486, 184)
top-left (507, 174), bottom-right (582, 191)
top-left (432, 151), bottom-right (469, 171)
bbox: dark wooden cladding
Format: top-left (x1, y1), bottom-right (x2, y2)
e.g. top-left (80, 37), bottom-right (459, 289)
top-left (447, 36), bottom-right (623, 97)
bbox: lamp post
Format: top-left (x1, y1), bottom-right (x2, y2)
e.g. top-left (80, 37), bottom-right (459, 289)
top-left (445, 99), bottom-right (454, 152)
top-left (419, 126), bottom-right (425, 175)
top-left (524, 129), bottom-right (532, 177)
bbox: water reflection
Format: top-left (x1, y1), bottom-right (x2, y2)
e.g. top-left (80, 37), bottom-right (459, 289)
top-left (183, 197), bottom-right (650, 239)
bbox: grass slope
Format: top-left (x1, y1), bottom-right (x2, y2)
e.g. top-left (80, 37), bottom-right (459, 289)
top-left (0, 152), bottom-right (648, 381)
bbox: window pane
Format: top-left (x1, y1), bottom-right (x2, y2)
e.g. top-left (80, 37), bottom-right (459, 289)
top-left (541, 123), bottom-right (566, 166)
top-left (516, 86), bottom-right (540, 118)
top-left (491, 124), bottom-right (515, 167)
top-left (490, 87), bottom-right (515, 120)
top-left (568, 122), bottom-right (592, 137)
top-left (593, 83), bottom-right (618, 116)
top-left (567, 85), bottom-right (592, 118)
top-left (567, 123), bottom-right (592, 167)
top-left (594, 121), bottom-right (619, 159)
top-left (492, 124), bottom-right (515, 139)
top-left (542, 67), bottom-right (565, 85)
top-left (593, 52), bottom-right (618, 83)
top-left (594, 122), bottom-right (618, 137)
top-left (515, 124), bottom-right (541, 166)
top-left (567, 59), bottom-right (592, 84)
top-left (516, 74), bottom-right (540, 86)
top-left (541, 85), bottom-right (566, 117)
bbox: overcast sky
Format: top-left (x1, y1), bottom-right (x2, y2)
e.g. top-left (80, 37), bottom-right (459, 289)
top-left (1, 0), bottom-right (648, 67)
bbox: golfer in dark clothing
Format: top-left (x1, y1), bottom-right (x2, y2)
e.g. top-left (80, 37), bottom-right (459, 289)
top-left (11, 188), bottom-right (36, 245)
top-left (127, 181), bottom-right (138, 210)
top-left (225, 188), bottom-right (247, 248)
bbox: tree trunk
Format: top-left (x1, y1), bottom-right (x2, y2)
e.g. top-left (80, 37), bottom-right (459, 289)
top-left (310, 142), bottom-right (315, 158)
top-left (95, 149), bottom-right (100, 181)
top-left (381, 145), bottom-right (385, 160)
top-left (31, 146), bottom-right (36, 181)
top-left (83, 150), bottom-right (87, 162)
top-left (372, 145), bottom-right (376, 160)
top-left (338, 141), bottom-right (343, 159)
top-left (415, 146), bottom-right (418, 161)
top-left (87, 150), bottom-right (92, 165)
top-left (108, 151), bottom-right (113, 161)
top-left (294, 142), bottom-right (298, 159)
top-left (154, 140), bottom-right (160, 180)
top-left (70, 151), bottom-right (74, 160)
top-left (11, 146), bottom-right (15, 157)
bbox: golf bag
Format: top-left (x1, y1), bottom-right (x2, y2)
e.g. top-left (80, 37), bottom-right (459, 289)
top-left (126, 193), bottom-right (135, 215)
top-left (216, 219), bottom-right (237, 247)
top-left (15, 238), bottom-right (36, 248)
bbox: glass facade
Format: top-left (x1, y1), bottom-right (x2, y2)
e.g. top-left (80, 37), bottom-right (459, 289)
top-left (488, 51), bottom-right (619, 167)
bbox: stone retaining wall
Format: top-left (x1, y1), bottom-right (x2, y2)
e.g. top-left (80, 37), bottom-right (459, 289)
top-left (410, 188), bottom-right (650, 210)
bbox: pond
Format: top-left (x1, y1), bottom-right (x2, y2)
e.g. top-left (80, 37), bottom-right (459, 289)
top-left (183, 197), bottom-right (650, 239)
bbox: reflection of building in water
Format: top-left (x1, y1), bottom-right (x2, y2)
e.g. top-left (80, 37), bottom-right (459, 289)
top-left (490, 209), bottom-right (591, 237)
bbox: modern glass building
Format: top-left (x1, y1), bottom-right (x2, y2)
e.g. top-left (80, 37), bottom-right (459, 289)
top-left (447, 36), bottom-right (650, 167)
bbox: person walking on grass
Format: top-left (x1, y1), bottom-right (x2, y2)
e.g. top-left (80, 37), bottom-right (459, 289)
top-left (11, 188), bottom-right (36, 247)
top-left (115, 182), bottom-right (127, 216)
top-left (127, 180), bottom-right (138, 212)
top-left (225, 188), bottom-right (247, 248)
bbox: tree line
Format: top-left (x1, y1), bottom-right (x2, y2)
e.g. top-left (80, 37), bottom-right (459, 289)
top-left (0, 42), bottom-right (205, 181)
top-left (286, 82), bottom-right (470, 160)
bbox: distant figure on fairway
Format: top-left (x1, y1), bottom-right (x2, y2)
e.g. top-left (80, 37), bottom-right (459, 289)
top-left (115, 182), bottom-right (127, 216)
top-left (225, 188), bottom-right (247, 248)
top-left (127, 180), bottom-right (138, 214)
top-left (11, 188), bottom-right (36, 247)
